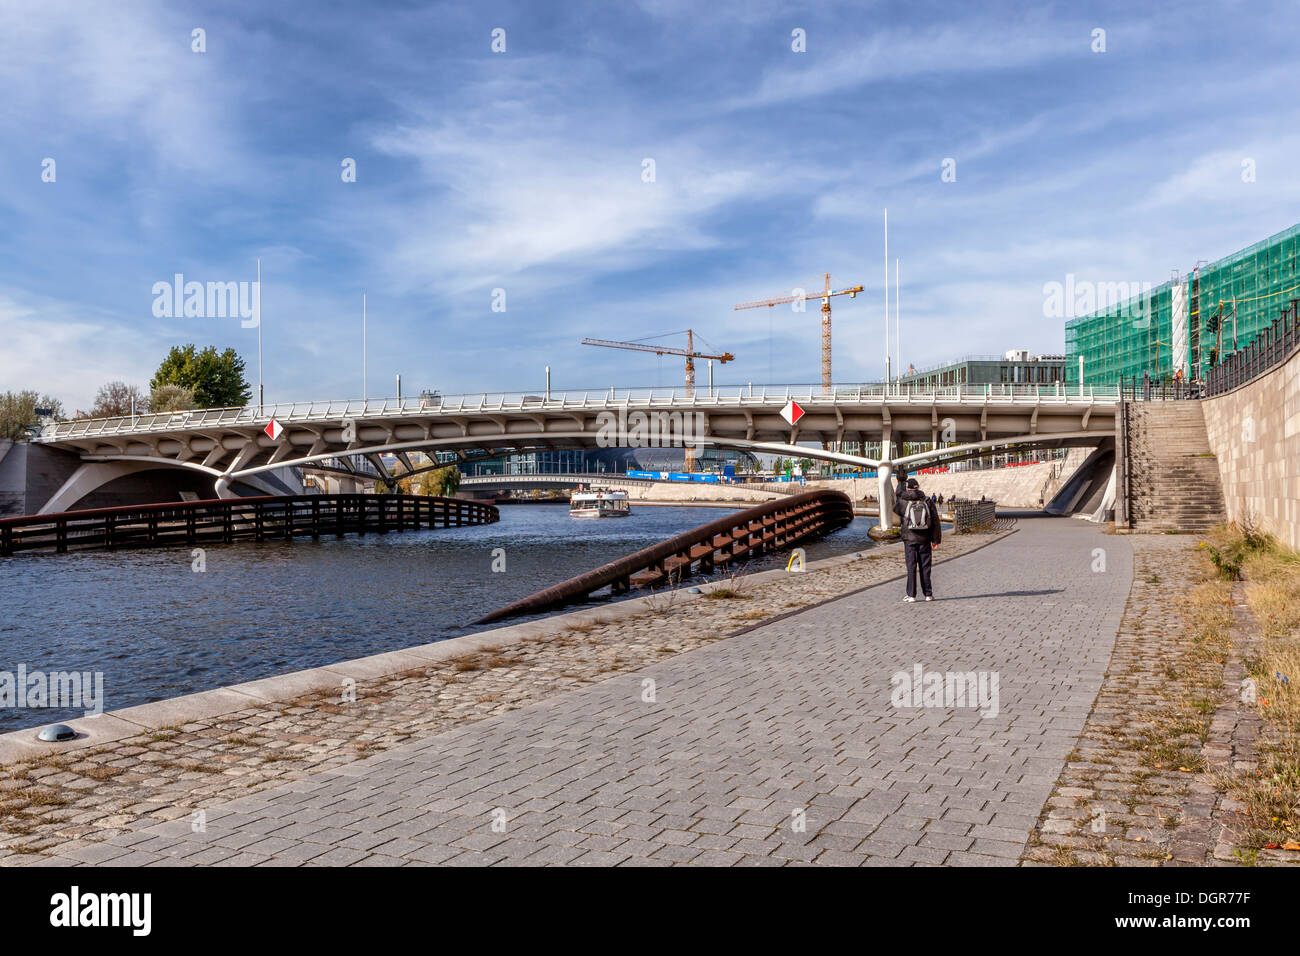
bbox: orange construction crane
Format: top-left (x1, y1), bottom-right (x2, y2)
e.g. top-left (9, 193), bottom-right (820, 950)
top-left (734, 272), bottom-right (863, 392)
top-left (582, 330), bottom-right (735, 471)
top-left (581, 330), bottom-right (734, 397)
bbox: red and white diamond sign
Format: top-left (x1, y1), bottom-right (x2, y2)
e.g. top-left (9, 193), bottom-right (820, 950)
top-left (780, 400), bottom-right (805, 426)
top-left (264, 418), bottom-right (283, 440)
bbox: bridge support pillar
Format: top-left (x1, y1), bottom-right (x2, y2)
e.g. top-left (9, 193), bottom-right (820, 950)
top-left (877, 461), bottom-right (894, 530)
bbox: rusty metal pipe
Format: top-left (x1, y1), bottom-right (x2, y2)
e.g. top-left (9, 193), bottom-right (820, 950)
top-left (476, 489), bottom-right (853, 623)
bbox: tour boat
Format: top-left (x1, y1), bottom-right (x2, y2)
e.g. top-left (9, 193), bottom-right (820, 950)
top-left (569, 488), bottom-right (631, 518)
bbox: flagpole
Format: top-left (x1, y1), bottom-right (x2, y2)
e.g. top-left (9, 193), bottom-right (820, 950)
top-left (884, 208), bottom-right (890, 384)
top-left (362, 293), bottom-right (367, 403)
top-left (257, 257), bottom-right (263, 415)
top-left (895, 257), bottom-right (900, 381)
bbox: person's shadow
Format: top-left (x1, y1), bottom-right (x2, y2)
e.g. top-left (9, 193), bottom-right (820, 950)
top-left (933, 588), bottom-right (1065, 600)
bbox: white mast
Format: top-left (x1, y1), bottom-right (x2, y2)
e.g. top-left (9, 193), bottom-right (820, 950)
top-left (257, 257), bottom-right (263, 414)
top-left (884, 208), bottom-right (890, 383)
top-left (362, 293), bottom-right (367, 402)
top-left (895, 257), bottom-right (900, 380)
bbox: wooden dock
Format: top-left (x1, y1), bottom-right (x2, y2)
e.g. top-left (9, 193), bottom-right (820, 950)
top-left (0, 494), bottom-right (499, 556)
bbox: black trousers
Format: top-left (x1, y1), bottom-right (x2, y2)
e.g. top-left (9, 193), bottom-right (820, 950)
top-left (904, 541), bottom-right (933, 598)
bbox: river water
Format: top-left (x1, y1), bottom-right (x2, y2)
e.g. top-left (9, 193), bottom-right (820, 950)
top-left (1, 504), bottom-right (882, 731)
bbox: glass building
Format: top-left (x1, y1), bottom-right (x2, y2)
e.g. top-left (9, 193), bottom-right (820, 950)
top-left (1066, 222), bottom-right (1300, 384)
top-left (459, 447), bottom-right (757, 477)
top-left (898, 352), bottom-right (1070, 389)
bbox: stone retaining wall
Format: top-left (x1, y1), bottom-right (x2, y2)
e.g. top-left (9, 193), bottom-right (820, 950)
top-left (1202, 345), bottom-right (1300, 550)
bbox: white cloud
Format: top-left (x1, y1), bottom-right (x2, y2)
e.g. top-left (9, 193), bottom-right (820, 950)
top-left (362, 122), bottom-right (780, 297)
top-left (0, 0), bottom-right (249, 179)
top-left (0, 295), bottom-right (158, 412)
top-left (729, 20), bottom-right (1100, 110)
top-left (1144, 139), bottom-right (1300, 208)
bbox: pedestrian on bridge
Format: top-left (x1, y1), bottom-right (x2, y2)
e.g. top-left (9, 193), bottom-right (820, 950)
top-left (893, 475), bottom-right (941, 603)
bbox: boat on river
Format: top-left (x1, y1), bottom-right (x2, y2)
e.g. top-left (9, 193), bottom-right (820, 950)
top-left (569, 488), bottom-right (631, 518)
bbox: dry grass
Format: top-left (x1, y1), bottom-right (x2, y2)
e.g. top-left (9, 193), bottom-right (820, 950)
top-left (1127, 567), bottom-right (1233, 774)
top-left (452, 654), bottom-right (486, 673)
top-left (1212, 522), bottom-right (1300, 849)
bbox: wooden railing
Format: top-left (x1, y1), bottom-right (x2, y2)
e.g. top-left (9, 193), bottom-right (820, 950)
top-left (0, 494), bottom-right (499, 556)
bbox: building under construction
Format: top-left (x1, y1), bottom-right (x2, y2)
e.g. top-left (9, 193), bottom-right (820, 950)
top-left (1065, 222), bottom-right (1300, 384)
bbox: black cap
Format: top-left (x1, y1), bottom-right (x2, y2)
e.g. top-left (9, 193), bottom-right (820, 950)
top-left (906, 478), bottom-right (919, 489)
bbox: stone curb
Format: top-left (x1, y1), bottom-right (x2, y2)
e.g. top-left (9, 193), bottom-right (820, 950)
top-left (0, 536), bottom-right (903, 767)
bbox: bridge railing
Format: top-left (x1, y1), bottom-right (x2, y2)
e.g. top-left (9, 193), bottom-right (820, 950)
top-left (38, 383), bottom-right (1122, 442)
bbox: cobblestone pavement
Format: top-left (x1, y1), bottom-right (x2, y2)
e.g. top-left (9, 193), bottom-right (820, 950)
top-left (1021, 536), bottom-right (1213, 866)
top-left (0, 532), bottom-right (1000, 863)
top-left (17, 517), bottom-right (1133, 867)
top-left (1023, 535), bottom-right (1289, 868)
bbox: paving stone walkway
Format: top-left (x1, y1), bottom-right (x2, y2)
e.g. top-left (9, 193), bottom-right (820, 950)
top-left (63, 517), bottom-right (1133, 866)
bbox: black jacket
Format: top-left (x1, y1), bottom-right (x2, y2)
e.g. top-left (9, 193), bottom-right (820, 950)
top-left (893, 487), bottom-right (942, 545)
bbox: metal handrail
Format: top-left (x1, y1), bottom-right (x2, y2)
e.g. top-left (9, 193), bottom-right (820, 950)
top-left (37, 383), bottom-right (1124, 442)
top-left (1204, 299), bottom-right (1300, 397)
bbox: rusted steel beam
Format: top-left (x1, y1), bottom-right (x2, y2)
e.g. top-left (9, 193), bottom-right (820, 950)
top-left (476, 489), bottom-right (853, 624)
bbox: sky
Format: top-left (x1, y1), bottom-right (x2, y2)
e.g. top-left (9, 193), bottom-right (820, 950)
top-left (2, 0), bottom-right (1298, 413)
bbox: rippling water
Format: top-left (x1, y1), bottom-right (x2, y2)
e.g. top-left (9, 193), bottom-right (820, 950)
top-left (0, 503), bottom-right (881, 731)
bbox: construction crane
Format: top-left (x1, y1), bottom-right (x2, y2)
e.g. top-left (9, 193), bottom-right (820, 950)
top-left (734, 272), bottom-right (863, 393)
top-left (581, 330), bottom-right (734, 397)
top-left (582, 330), bottom-right (735, 471)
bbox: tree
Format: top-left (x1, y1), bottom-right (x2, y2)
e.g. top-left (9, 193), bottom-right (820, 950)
top-left (0, 390), bottom-right (64, 440)
top-left (373, 475), bottom-right (413, 495)
top-left (417, 464), bottom-right (461, 497)
top-left (87, 381), bottom-right (148, 419)
top-left (149, 384), bottom-right (197, 413)
top-left (151, 344), bottom-right (251, 409)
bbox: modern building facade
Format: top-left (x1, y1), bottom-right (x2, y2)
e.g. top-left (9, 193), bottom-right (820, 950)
top-left (1066, 222), bottom-right (1300, 384)
top-left (459, 447), bottom-right (758, 477)
top-left (898, 352), bottom-right (1070, 389)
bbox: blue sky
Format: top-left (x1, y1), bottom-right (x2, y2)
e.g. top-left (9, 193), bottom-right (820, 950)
top-left (2, 0), bottom-right (1298, 412)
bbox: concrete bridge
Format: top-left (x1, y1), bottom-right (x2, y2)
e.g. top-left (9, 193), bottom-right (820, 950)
top-left (30, 383), bottom-right (1121, 526)
top-left (458, 473), bottom-right (658, 493)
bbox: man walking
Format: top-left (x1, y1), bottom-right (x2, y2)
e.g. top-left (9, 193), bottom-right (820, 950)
top-left (893, 475), bottom-right (941, 603)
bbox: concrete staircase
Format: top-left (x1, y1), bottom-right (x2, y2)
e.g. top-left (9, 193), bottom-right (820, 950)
top-left (1125, 402), bottom-right (1226, 533)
